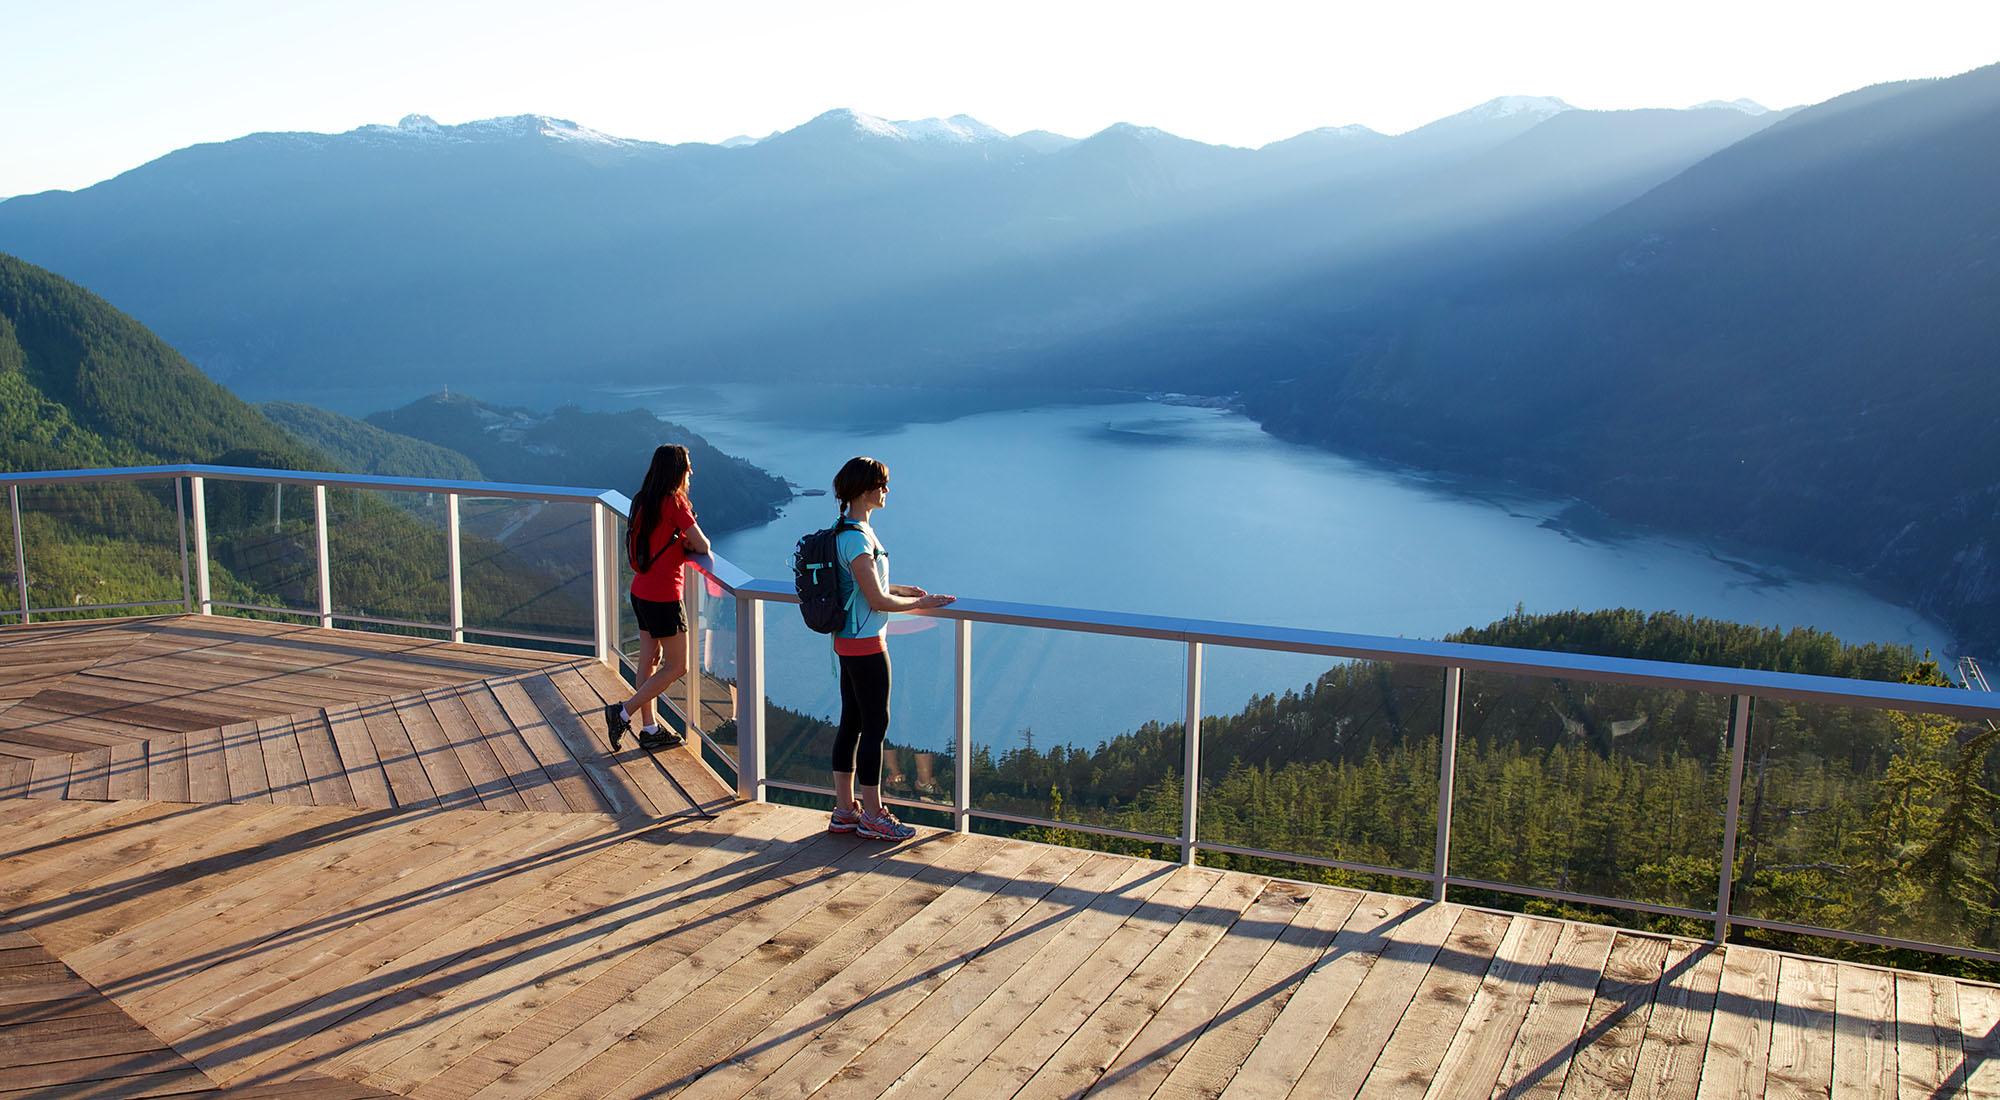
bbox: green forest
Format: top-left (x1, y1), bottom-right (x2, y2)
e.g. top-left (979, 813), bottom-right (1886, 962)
top-left (750, 608), bottom-right (2000, 979)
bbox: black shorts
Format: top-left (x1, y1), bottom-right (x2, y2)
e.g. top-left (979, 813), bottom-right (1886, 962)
top-left (630, 594), bottom-right (686, 637)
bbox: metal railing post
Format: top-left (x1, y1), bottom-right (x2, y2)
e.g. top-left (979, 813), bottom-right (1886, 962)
top-left (955, 618), bottom-right (973, 832)
top-left (1435, 666), bottom-right (1463, 902)
top-left (1182, 641), bottom-right (1203, 866)
top-left (1715, 694), bottom-right (1753, 943)
top-left (684, 563), bottom-right (702, 733)
top-left (734, 595), bottom-right (766, 802)
top-left (189, 476), bottom-right (211, 614)
top-left (446, 492), bottom-right (464, 643)
top-left (591, 503), bottom-right (616, 668)
top-left (8, 486), bottom-right (27, 623)
top-left (175, 478), bottom-right (192, 613)
top-left (313, 484), bottom-right (332, 628)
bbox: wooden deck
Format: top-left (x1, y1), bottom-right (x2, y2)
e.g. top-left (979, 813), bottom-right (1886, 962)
top-left (3, 617), bottom-right (1999, 1098)
top-left (0, 616), bottom-right (732, 819)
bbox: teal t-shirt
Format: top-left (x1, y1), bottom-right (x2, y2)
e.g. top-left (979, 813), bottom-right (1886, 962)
top-left (834, 521), bottom-right (890, 641)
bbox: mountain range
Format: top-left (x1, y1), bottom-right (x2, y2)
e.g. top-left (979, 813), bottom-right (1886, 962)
top-left (2, 66), bottom-right (1997, 655)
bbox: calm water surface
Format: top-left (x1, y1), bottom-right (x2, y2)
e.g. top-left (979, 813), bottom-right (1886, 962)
top-left (628, 384), bottom-right (1951, 765)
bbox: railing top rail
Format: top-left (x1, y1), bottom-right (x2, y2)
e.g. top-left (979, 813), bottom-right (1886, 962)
top-left (13, 463), bottom-right (1991, 719)
top-left (0, 463), bottom-right (634, 510)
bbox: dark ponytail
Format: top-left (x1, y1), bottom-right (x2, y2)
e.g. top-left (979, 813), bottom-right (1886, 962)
top-left (628, 444), bottom-right (691, 572)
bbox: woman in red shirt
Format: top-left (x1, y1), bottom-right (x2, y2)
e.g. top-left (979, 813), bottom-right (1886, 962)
top-left (604, 444), bottom-right (712, 750)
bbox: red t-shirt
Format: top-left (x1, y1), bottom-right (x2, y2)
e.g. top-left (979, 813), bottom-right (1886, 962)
top-left (629, 495), bottom-right (697, 602)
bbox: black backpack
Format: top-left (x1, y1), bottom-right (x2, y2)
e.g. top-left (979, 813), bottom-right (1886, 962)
top-left (795, 519), bottom-right (863, 634)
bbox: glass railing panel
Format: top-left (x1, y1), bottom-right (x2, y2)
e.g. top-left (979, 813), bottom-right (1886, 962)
top-left (1733, 698), bottom-right (1999, 954)
top-left (1197, 649), bottom-right (1444, 879)
top-left (17, 479), bottom-right (184, 615)
top-left (760, 605), bottom-right (955, 811)
top-left (1453, 670), bottom-right (1731, 916)
top-left (201, 478), bottom-right (316, 613)
top-left (458, 496), bottom-right (592, 641)
top-left (969, 623), bottom-right (1184, 840)
top-left (327, 487), bottom-right (449, 626)
top-left (691, 572), bottom-right (739, 770)
top-left (0, 493), bottom-right (16, 615)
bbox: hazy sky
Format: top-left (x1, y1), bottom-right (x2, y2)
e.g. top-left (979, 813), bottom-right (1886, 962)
top-left (4, 0), bottom-right (1996, 197)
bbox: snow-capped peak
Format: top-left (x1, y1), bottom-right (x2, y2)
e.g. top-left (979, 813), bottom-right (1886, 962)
top-left (354, 114), bottom-right (635, 147)
top-left (1688, 98), bottom-right (1769, 116)
top-left (1458, 95), bottom-right (1574, 121)
top-left (798, 109), bottom-right (1007, 144)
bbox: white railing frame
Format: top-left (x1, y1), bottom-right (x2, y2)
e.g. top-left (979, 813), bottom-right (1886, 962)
top-left (6, 462), bottom-right (2000, 963)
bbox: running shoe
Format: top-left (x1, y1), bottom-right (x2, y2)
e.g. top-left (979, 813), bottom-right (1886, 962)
top-left (637, 727), bottom-right (684, 750)
top-left (829, 802), bottom-right (863, 834)
top-left (602, 702), bottom-right (631, 749)
top-left (856, 806), bottom-right (915, 842)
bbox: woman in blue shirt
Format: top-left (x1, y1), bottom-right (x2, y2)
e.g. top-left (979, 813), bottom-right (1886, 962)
top-left (825, 456), bottom-right (954, 840)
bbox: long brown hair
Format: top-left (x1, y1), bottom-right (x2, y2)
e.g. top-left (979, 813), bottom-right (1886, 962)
top-left (628, 444), bottom-right (691, 572)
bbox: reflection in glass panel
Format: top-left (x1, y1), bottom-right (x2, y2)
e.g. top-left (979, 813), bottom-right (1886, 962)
top-left (1198, 649), bottom-right (1443, 875)
top-left (201, 479), bottom-right (316, 612)
top-left (1453, 670), bottom-right (1729, 913)
top-left (970, 623), bottom-right (1182, 838)
top-left (328, 487), bottom-right (448, 625)
top-left (694, 575), bottom-right (739, 768)
top-left (20, 480), bottom-right (185, 615)
top-left (459, 496), bottom-right (592, 640)
top-left (761, 605), bottom-right (956, 809)
top-left (1734, 697), bottom-right (1999, 954)
top-left (0, 495), bottom-right (15, 616)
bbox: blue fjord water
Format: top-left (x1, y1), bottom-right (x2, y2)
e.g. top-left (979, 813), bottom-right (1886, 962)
top-left (636, 385), bottom-right (1952, 771)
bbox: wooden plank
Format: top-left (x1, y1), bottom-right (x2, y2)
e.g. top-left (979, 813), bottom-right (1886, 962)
top-left (216, 720), bottom-right (273, 804)
top-left (354, 698), bottom-right (438, 809)
top-left (183, 724), bottom-right (232, 803)
top-left (1149, 884), bottom-right (1373, 1100)
top-left (430, 829), bottom-right (903, 1100)
top-left (323, 806), bottom-right (797, 1088)
top-left (1492, 920), bottom-right (1620, 1099)
top-left (1631, 942), bottom-right (1726, 1100)
top-left (576, 662), bottom-right (734, 813)
top-left (537, 829), bottom-right (991, 1100)
top-left (673, 839), bottom-right (1094, 1100)
top-left (24, 754), bottom-right (68, 799)
top-left (1287, 897), bottom-right (1463, 1100)
top-left (319, 704), bottom-right (393, 809)
top-left (256, 715), bottom-right (318, 807)
top-left (143, 731), bottom-right (190, 802)
top-left (488, 678), bottom-right (615, 814)
top-left (1895, 971), bottom-right (1961, 1098)
top-left (1766, 956), bottom-right (1837, 1098)
top-left (584, 834), bottom-right (1021, 1100)
top-left (1346, 908), bottom-right (1514, 1100)
top-left (387, 691), bottom-right (481, 812)
top-left (544, 666), bottom-right (690, 818)
top-left (0, 1048), bottom-right (197, 1091)
top-left (1093, 878), bottom-right (1326, 1098)
top-left (420, 687), bottom-right (527, 812)
top-left (167, 814), bottom-right (610, 1082)
top-left (286, 711), bottom-right (356, 806)
top-left (0, 756), bottom-right (30, 799)
top-left (1412, 916), bottom-right (1566, 1100)
top-left (519, 671), bottom-right (656, 817)
top-left (1556, 933), bottom-right (1673, 1099)
top-left (106, 739), bottom-right (149, 800)
top-left (73, 812), bottom-right (512, 1021)
top-left (68, 746), bottom-right (113, 800)
top-left (451, 682), bottom-right (573, 813)
top-left (1832, 964), bottom-right (1897, 1100)
top-left (930, 865), bottom-right (1224, 1100)
top-left (1957, 982), bottom-right (2000, 1100)
top-left (820, 854), bottom-right (1176, 1100)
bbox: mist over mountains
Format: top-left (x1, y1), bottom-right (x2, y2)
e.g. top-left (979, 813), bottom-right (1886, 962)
top-left (0, 95), bottom-right (1779, 393)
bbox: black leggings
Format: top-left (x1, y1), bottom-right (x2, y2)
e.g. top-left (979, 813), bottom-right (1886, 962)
top-left (833, 651), bottom-right (892, 786)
